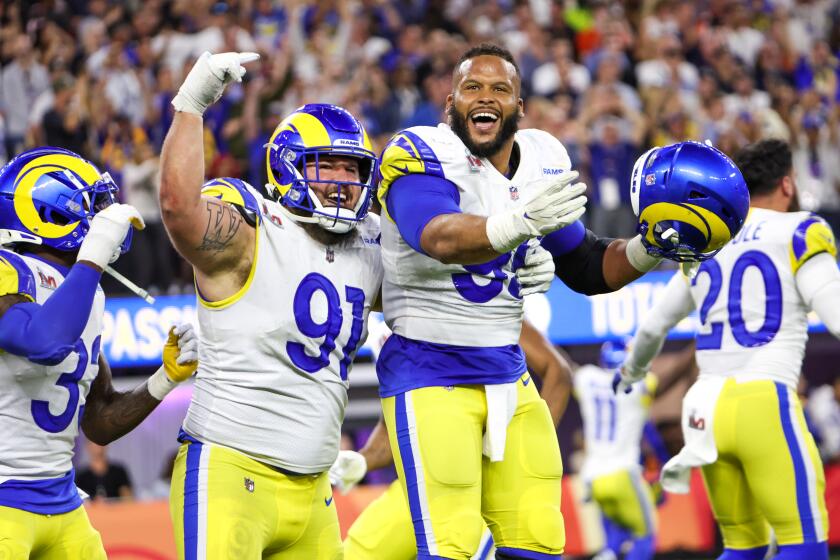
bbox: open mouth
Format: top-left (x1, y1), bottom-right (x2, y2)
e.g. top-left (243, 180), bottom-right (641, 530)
top-left (324, 191), bottom-right (353, 210)
top-left (470, 111), bottom-right (500, 134)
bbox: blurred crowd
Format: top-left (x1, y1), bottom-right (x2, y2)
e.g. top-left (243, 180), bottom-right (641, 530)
top-left (2, 0), bottom-right (840, 294)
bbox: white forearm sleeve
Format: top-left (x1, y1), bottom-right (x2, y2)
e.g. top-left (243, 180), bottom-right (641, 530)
top-left (796, 252), bottom-right (840, 339)
top-left (626, 272), bottom-right (695, 375)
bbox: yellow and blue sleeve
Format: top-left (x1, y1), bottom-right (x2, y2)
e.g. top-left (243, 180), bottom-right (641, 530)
top-left (790, 215), bottom-right (837, 274)
top-left (378, 130), bottom-right (446, 221)
top-left (201, 178), bottom-right (261, 226)
top-left (0, 250), bottom-right (36, 301)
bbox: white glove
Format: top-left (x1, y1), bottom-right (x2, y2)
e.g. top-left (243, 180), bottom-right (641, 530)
top-left (612, 363), bottom-right (647, 395)
top-left (486, 171), bottom-right (587, 253)
top-left (328, 450), bottom-right (367, 494)
top-left (172, 51), bottom-right (260, 115)
top-left (77, 203), bottom-right (145, 269)
top-left (516, 242), bottom-right (555, 296)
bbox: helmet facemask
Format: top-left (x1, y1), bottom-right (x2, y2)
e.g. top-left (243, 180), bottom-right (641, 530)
top-left (267, 143), bottom-right (376, 235)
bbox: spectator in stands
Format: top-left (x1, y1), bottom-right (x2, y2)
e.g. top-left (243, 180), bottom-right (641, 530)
top-left (41, 75), bottom-right (88, 156)
top-left (0, 34), bottom-right (50, 157)
top-left (76, 442), bottom-right (134, 501)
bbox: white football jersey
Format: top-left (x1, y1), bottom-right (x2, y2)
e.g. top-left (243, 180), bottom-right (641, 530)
top-left (575, 365), bottom-right (656, 481)
top-left (378, 124), bottom-right (572, 347)
top-left (689, 208), bottom-right (836, 390)
top-left (183, 192), bottom-right (383, 473)
top-left (0, 251), bottom-right (104, 482)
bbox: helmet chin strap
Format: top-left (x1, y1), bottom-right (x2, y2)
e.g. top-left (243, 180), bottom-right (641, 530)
top-left (316, 207), bottom-right (357, 234)
top-left (269, 183), bottom-right (362, 234)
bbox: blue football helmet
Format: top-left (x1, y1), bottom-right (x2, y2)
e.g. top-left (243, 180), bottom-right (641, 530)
top-left (0, 146), bottom-right (126, 253)
top-left (201, 177), bottom-right (261, 226)
top-left (630, 141), bottom-right (749, 262)
top-left (265, 104), bottom-right (377, 234)
top-left (600, 339), bottom-right (629, 370)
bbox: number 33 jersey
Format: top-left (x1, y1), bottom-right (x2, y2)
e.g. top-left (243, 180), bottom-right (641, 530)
top-left (689, 208), bottom-right (837, 389)
top-left (183, 193), bottom-right (383, 474)
top-left (0, 251), bottom-right (103, 501)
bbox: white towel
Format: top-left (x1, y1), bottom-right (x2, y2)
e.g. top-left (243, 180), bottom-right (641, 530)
top-left (661, 376), bottom-right (725, 494)
top-left (483, 382), bottom-right (519, 462)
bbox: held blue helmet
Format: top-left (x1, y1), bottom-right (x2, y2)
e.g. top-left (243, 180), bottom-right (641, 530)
top-left (265, 104), bottom-right (377, 234)
top-left (0, 146), bottom-right (126, 253)
top-left (600, 339), bottom-right (629, 370)
top-left (630, 141), bottom-right (749, 262)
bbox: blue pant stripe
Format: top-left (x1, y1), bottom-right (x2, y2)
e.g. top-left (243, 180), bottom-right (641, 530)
top-left (495, 546), bottom-right (562, 559)
top-left (183, 442), bottom-right (203, 560)
top-left (476, 534), bottom-right (496, 560)
top-left (395, 392), bottom-right (430, 554)
top-left (775, 383), bottom-right (817, 543)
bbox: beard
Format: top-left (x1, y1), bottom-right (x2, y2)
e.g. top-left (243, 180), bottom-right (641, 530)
top-left (447, 105), bottom-right (521, 159)
top-left (788, 190), bottom-right (800, 212)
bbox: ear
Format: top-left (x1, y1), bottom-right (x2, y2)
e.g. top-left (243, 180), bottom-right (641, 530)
top-left (781, 175), bottom-right (794, 198)
top-left (518, 97), bottom-right (524, 118)
top-left (445, 93), bottom-right (454, 112)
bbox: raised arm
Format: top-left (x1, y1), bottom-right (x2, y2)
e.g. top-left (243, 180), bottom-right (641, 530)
top-left (618, 272), bottom-right (695, 392)
top-left (159, 52), bottom-right (258, 283)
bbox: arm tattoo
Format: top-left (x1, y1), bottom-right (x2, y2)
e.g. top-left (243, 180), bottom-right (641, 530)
top-left (197, 201), bottom-right (243, 252)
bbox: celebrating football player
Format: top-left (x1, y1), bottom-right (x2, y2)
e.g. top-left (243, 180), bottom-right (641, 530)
top-left (0, 147), bottom-right (198, 559)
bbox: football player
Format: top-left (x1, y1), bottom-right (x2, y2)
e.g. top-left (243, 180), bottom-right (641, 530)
top-left (0, 147), bottom-right (198, 559)
top-left (619, 139), bottom-right (836, 560)
top-left (375, 42), bottom-right (748, 559)
top-left (331, 319), bottom-right (573, 560)
top-left (160, 53), bottom-right (383, 559)
top-left (575, 340), bottom-right (670, 560)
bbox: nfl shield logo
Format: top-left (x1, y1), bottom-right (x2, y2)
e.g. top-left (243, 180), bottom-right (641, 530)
top-left (244, 477), bottom-right (255, 493)
top-left (645, 173), bottom-right (656, 186)
top-left (509, 185), bottom-right (520, 201)
top-left (326, 248), bottom-right (335, 263)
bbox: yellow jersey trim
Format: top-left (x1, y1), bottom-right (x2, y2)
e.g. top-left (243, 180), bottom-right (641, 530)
top-left (197, 226), bottom-right (260, 310)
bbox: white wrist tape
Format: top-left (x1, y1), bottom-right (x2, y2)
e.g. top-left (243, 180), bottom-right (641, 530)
top-left (485, 213), bottom-right (529, 254)
top-left (625, 235), bottom-right (661, 272)
top-left (147, 366), bottom-right (179, 400)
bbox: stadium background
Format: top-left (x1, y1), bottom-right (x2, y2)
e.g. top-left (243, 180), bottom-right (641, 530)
top-left (2, 0), bottom-right (839, 557)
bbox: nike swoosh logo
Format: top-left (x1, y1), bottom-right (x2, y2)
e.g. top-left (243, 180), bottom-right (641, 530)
top-left (389, 164), bottom-right (410, 174)
top-left (522, 375), bottom-right (531, 386)
top-left (325, 496), bottom-right (333, 507)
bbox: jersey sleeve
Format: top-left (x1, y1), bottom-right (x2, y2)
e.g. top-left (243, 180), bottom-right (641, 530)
top-left (378, 129), bottom-right (447, 221)
top-left (0, 251), bottom-right (36, 302)
top-left (790, 214), bottom-right (837, 274)
top-left (201, 178), bottom-right (262, 225)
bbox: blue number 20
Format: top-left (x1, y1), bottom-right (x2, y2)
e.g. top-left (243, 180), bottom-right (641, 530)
top-left (693, 250), bottom-right (782, 350)
top-left (31, 335), bottom-right (100, 433)
top-left (287, 273), bottom-right (365, 380)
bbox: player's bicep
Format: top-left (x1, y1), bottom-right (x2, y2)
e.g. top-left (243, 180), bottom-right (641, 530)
top-left (167, 196), bottom-right (254, 275)
top-left (0, 293), bottom-right (31, 319)
top-left (82, 354), bottom-right (116, 434)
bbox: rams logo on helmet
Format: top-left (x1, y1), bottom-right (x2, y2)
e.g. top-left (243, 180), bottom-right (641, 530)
top-left (0, 147), bottom-right (124, 253)
top-left (630, 141), bottom-right (749, 262)
top-left (264, 104), bottom-right (377, 235)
